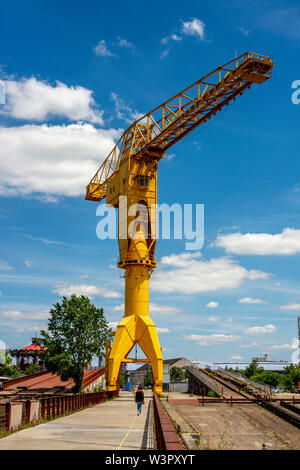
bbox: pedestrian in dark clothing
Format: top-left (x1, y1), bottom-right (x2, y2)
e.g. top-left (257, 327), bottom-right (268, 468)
top-left (135, 385), bottom-right (144, 415)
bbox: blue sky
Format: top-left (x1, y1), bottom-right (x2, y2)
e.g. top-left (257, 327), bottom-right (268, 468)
top-left (1, 0), bottom-right (300, 363)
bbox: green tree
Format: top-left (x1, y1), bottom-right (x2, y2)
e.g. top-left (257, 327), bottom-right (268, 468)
top-left (144, 368), bottom-right (153, 386)
top-left (0, 351), bottom-right (22, 378)
top-left (251, 371), bottom-right (281, 387)
top-left (282, 364), bottom-right (300, 390)
top-left (38, 295), bottom-right (111, 393)
top-left (170, 366), bottom-right (185, 382)
top-left (24, 362), bottom-right (40, 375)
top-left (243, 359), bottom-right (263, 378)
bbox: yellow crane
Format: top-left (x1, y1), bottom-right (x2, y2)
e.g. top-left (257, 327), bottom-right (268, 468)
top-left (86, 52), bottom-right (274, 395)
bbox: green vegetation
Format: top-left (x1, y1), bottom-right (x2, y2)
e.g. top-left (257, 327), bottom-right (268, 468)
top-left (0, 351), bottom-right (22, 378)
top-left (144, 368), bottom-right (153, 386)
top-left (37, 295), bottom-right (111, 393)
top-left (170, 366), bottom-right (187, 382)
top-left (239, 359), bottom-right (300, 391)
top-left (24, 363), bottom-right (40, 375)
top-left (207, 390), bottom-right (217, 397)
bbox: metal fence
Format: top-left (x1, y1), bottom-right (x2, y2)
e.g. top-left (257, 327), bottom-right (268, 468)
top-left (153, 392), bottom-right (183, 450)
top-left (0, 390), bottom-right (118, 432)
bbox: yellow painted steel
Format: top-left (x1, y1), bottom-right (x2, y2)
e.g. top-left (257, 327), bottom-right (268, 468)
top-left (86, 52), bottom-right (274, 397)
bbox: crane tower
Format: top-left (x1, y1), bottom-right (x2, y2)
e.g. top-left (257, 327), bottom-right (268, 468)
top-left (86, 52), bottom-right (274, 395)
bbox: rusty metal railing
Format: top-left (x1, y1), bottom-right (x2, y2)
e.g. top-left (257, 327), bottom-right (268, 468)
top-left (153, 392), bottom-right (183, 450)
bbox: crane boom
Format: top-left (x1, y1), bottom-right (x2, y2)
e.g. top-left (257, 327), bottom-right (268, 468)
top-left (86, 51), bottom-right (273, 202)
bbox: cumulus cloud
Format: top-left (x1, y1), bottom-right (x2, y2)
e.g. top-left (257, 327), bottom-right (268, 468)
top-left (185, 333), bottom-right (240, 346)
top-left (239, 297), bottom-right (268, 304)
top-left (0, 77), bottom-right (104, 124)
top-left (151, 252), bottom-right (268, 294)
top-left (94, 40), bottom-right (117, 57)
top-left (108, 321), bottom-right (118, 330)
top-left (206, 301), bottom-right (219, 308)
top-left (156, 327), bottom-right (170, 333)
top-left (161, 34), bottom-right (182, 44)
top-left (0, 123), bottom-right (120, 198)
top-left (207, 316), bottom-right (220, 322)
top-left (279, 303), bottom-right (300, 310)
top-left (181, 18), bottom-right (205, 40)
top-left (110, 92), bottom-right (143, 123)
top-left (267, 341), bottom-right (297, 350)
top-left (215, 228), bottom-right (300, 255)
top-left (230, 355), bottom-right (243, 360)
top-left (244, 324), bottom-right (277, 334)
top-left (53, 284), bottom-right (121, 299)
top-left (24, 260), bottom-right (34, 268)
top-left (16, 326), bottom-right (43, 332)
top-left (116, 37), bottom-right (134, 49)
top-left (0, 261), bottom-right (13, 270)
top-left (113, 302), bottom-right (182, 316)
top-left (1, 309), bottom-right (49, 320)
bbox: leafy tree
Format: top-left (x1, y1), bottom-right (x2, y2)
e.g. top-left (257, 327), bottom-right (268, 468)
top-left (144, 368), bottom-right (153, 386)
top-left (0, 351), bottom-right (22, 378)
top-left (170, 366), bottom-right (186, 382)
top-left (24, 362), bottom-right (40, 375)
top-left (243, 359), bottom-right (263, 378)
top-left (282, 364), bottom-right (300, 390)
top-left (38, 295), bottom-right (111, 393)
top-left (251, 371), bottom-right (281, 387)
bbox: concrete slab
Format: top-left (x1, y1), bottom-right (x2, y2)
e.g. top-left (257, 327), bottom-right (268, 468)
top-left (0, 391), bottom-right (153, 450)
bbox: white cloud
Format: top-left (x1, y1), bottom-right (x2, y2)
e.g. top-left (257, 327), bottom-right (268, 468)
top-left (239, 297), bottom-right (268, 304)
top-left (16, 326), bottom-right (43, 332)
top-left (1, 77), bottom-right (104, 124)
top-left (267, 341), bottom-right (296, 350)
top-left (185, 333), bottom-right (240, 346)
top-left (239, 342), bottom-right (260, 348)
top-left (160, 49), bottom-right (170, 59)
top-left (207, 316), bottom-right (220, 322)
top-left (215, 228), bottom-right (300, 255)
top-left (151, 252), bottom-right (268, 294)
top-left (112, 302), bottom-right (181, 316)
top-left (161, 34), bottom-right (182, 44)
top-left (53, 284), bottom-right (121, 299)
top-left (24, 260), bottom-right (34, 268)
top-left (279, 303), bottom-right (300, 310)
top-left (206, 301), bottom-right (219, 308)
top-left (108, 321), bottom-right (118, 330)
top-left (181, 18), bottom-right (205, 40)
top-left (0, 261), bottom-right (13, 270)
top-left (150, 303), bottom-right (182, 316)
top-left (238, 26), bottom-right (250, 36)
top-left (156, 327), bottom-right (170, 333)
top-left (79, 274), bottom-right (89, 279)
top-left (244, 324), bottom-right (277, 334)
top-left (1, 309), bottom-right (49, 320)
top-left (110, 92), bottom-right (143, 123)
top-left (0, 123), bottom-right (120, 198)
top-left (230, 355), bottom-right (243, 360)
top-left (116, 37), bottom-right (134, 49)
top-left (94, 40), bottom-right (117, 57)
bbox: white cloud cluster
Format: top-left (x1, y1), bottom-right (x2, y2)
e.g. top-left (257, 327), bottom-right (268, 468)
top-left (116, 37), bottom-right (134, 49)
top-left (53, 284), bottom-right (121, 299)
top-left (244, 324), bottom-right (277, 334)
top-left (206, 301), bottom-right (219, 308)
top-left (185, 333), bottom-right (240, 346)
top-left (156, 327), bottom-right (170, 333)
top-left (230, 354), bottom-right (243, 360)
top-left (239, 297), bottom-right (268, 304)
top-left (113, 302), bottom-right (181, 316)
top-left (181, 18), bottom-right (205, 40)
top-left (94, 40), bottom-right (117, 57)
top-left (110, 92), bottom-right (143, 123)
top-left (161, 34), bottom-right (182, 44)
top-left (207, 316), bottom-right (220, 322)
top-left (24, 260), bottom-right (34, 268)
top-left (1, 78), bottom-right (104, 124)
top-left (0, 260), bottom-right (12, 270)
top-left (279, 303), bottom-right (300, 310)
top-left (216, 228), bottom-right (300, 255)
top-left (151, 252), bottom-right (268, 294)
top-left (0, 123), bottom-right (120, 198)
top-left (1, 309), bottom-right (49, 320)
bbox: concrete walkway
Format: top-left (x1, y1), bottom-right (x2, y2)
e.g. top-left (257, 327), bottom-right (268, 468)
top-left (0, 391), bottom-right (154, 450)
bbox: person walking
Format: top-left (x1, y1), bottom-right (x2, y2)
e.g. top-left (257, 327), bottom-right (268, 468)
top-left (135, 385), bottom-right (144, 416)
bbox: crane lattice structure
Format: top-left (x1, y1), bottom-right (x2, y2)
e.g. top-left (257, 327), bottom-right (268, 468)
top-left (86, 52), bottom-right (274, 395)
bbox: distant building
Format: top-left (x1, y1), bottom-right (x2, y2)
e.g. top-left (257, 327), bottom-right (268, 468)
top-left (9, 338), bottom-right (46, 370)
top-left (130, 357), bottom-right (192, 386)
top-left (192, 360), bottom-right (291, 372)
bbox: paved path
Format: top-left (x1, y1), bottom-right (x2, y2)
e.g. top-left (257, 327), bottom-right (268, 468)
top-left (0, 391), bottom-right (154, 450)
